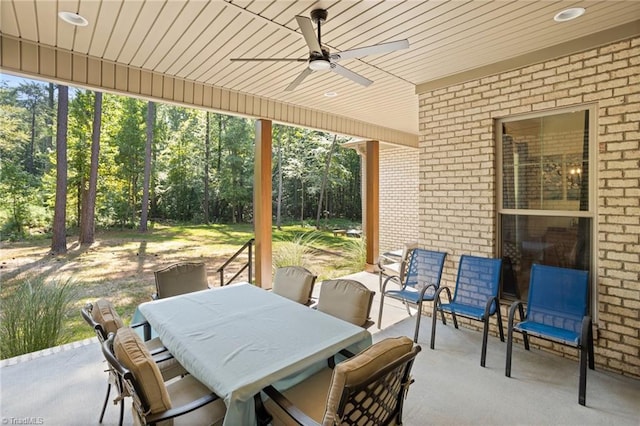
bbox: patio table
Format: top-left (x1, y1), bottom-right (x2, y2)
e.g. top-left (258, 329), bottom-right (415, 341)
top-left (138, 282), bottom-right (372, 426)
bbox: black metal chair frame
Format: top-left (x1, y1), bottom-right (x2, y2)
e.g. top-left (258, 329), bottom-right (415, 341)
top-left (506, 303), bottom-right (594, 405)
top-left (101, 333), bottom-right (221, 425)
top-left (505, 264), bottom-right (595, 407)
top-left (378, 249), bottom-right (447, 342)
top-left (430, 257), bottom-right (504, 367)
top-left (263, 345), bottom-right (421, 426)
top-left (81, 304), bottom-right (167, 425)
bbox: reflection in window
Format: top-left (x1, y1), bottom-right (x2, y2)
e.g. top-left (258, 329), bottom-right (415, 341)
top-left (502, 111), bottom-right (589, 211)
top-left (498, 109), bottom-right (592, 302)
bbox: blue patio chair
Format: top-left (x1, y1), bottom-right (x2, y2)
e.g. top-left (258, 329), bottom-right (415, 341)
top-left (431, 255), bottom-right (504, 367)
top-left (377, 248), bottom-right (447, 342)
top-left (505, 264), bottom-right (593, 406)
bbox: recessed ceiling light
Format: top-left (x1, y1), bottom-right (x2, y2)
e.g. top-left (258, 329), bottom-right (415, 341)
top-left (553, 7), bottom-right (585, 22)
top-left (324, 91), bottom-right (338, 97)
top-left (58, 11), bottom-right (89, 27)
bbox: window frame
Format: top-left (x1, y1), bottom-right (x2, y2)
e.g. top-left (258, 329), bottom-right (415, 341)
top-left (496, 104), bottom-right (598, 318)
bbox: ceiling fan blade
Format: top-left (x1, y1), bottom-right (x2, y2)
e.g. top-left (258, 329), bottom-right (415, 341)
top-left (230, 58), bottom-right (307, 62)
top-left (285, 67), bottom-right (313, 91)
top-left (330, 39), bottom-right (409, 61)
top-left (330, 63), bottom-right (373, 87)
top-left (295, 15), bottom-right (322, 54)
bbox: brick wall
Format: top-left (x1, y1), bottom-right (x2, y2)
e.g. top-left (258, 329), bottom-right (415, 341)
top-left (378, 146), bottom-right (420, 253)
top-left (417, 36), bottom-right (639, 377)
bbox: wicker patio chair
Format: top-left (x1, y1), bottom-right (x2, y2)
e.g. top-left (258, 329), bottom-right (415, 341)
top-left (263, 336), bottom-right (421, 426)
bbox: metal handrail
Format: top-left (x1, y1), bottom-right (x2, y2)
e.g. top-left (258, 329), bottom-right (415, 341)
top-left (216, 238), bottom-right (254, 287)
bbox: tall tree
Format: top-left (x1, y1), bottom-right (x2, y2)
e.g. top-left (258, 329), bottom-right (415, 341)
top-left (140, 101), bottom-right (154, 232)
top-left (45, 83), bottom-right (55, 152)
top-left (0, 85), bottom-right (36, 238)
top-left (203, 111), bottom-right (211, 223)
top-left (316, 134), bottom-right (338, 228)
top-left (114, 97), bottom-right (146, 226)
top-left (218, 116), bottom-right (253, 223)
top-left (275, 131), bottom-right (283, 230)
top-left (16, 82), bottom-right (47, 175)
top-left (68, 90), bottom-right (93, 226)
top-left (79, 91), bottom-right (102, 245)
top-left (51, 85), bottom-right (68, 254)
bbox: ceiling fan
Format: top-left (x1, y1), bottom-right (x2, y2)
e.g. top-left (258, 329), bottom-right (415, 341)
top-left (230, 8), bottom-right (409, 91)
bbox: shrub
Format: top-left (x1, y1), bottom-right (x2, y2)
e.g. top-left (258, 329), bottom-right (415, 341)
top-left (272, 231), bottom-right (321, 270)
top-left (340, 236), bottom-right (367, 272)
top-left (0, 276), bottom-right (75, 359)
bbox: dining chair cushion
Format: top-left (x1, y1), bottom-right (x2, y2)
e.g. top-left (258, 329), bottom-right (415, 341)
top-left (322, 336), bottom-right (413, 425)
top-left (272, 266), bottom-right (315, 304)
top-left (114, 327), bottom-right (172, 414)
top-left (164, 375), bottom-right (227, 426)
top-left (155, 262), bottom-right (208, 299)
top-left (317, 280), bottom-right (372, 327)
top-left (266, 368), bottom-right (333, 425)
top-left (92, 298), bottom-right (124, 335)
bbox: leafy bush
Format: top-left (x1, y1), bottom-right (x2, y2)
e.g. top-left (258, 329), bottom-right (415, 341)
top-left (1, 218), bottom-right (26, 241)
top-left (0, 162), bottom-right (37, 241)
top-left (0, 276), bottom-right (75, 359)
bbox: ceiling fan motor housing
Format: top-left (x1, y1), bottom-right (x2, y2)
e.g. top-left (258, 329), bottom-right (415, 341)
top-left (310, 9), bottom-right (328, 24)
top-left (308, 48), bottom-right (331, 71)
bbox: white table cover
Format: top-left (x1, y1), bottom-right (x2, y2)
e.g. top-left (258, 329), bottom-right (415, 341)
top-left (139, 282), bottom-right (372, 426)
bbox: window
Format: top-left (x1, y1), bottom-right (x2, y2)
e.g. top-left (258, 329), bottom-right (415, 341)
top-left (497, 107), bottom-right (594, 305)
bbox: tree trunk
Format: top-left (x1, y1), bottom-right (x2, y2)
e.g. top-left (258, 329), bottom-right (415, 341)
top-left (77, 181), bottom-right (82, 228)
top-left (51, 85), bottom-right (68, 254)
top-left (276, 136), bottom-right (283, 230)
top-left (45, 83), bottom-right (54, 152)
top-left (300, 179), bottom-right (304, 223)
top-left (140, 101), bottom-right (154, 232)
top-left (151, 137), bottom-right (158, 218)
top-left (80, 91), bottom-right (102, 245)
top-left (28, 108), bottom-right (36, 173)
top-left (316, 134), bottom-right (337, 228)
top-left (204, 111), bottom-right (211, 223)
top-left (215, 114), bottom-right (223, 218)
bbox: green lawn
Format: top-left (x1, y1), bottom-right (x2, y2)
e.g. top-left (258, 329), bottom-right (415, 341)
top-left (1, 222), bottom-right (364, 349)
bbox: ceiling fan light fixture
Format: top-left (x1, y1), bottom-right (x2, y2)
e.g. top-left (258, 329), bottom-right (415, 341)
top-left (58, 11), bottom-right (89, 26)
top-left (553, 7), bottom-right (585, 22)
top-left (309, 59), bottom-right (331, 72)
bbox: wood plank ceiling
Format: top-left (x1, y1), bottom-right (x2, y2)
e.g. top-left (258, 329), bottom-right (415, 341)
top-left (1, 0), bottom-right (639, 140)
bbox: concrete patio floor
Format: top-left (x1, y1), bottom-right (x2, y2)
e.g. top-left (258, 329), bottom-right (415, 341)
top-left (1, 272), bottom-right (639, 425)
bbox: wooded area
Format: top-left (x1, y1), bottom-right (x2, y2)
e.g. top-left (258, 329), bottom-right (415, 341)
top-left (0, 78), bottom-right (362, 247)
